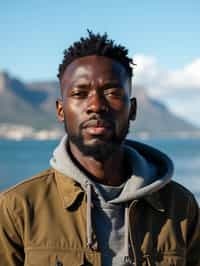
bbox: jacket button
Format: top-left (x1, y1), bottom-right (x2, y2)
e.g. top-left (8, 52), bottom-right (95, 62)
top-left (56, 260), bottom-right (63, 266)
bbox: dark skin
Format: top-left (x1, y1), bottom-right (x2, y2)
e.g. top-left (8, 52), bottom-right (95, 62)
top-left (56, 55), bottom-right (137, 186)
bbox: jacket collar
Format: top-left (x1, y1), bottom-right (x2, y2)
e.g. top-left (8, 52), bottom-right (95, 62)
top-left (54, 169), bottom-right (166, 212)
top-left (144, 192), bottom-right (165, 212)
top-left (54, 169), bottom-right (84, 209)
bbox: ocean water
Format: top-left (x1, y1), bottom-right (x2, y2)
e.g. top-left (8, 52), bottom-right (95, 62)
top-left (0, 138), bottom-right (199, 204)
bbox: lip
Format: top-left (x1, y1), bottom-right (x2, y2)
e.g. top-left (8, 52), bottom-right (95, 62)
top-left (82, 119), bottom-right (113, 129)
top-left (82, 119), bottom-right (113, 136)
top-left (84, 126), bottom-right (111, 135)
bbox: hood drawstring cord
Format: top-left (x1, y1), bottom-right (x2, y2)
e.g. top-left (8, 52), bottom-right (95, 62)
top-left (124, 203), bottom-right (133, 265)
top-left (86, 181), bottom-right (134, 265)
top-left (86, 180), bottom-right (92, 248)
top-left (143, 254), bottom-right (152, 266)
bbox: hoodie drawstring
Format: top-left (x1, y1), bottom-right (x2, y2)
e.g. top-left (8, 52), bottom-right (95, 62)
top-left (86, 184), bottom-right (134, 264)
top-left (124, 203), bottom-right (133, 265)
top-left (86, 180), bottom-right (92, 248)
top-left (143, 254), bottom-right (152, 266)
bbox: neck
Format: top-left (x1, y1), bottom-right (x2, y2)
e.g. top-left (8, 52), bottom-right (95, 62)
top-left (69, 141), bottom-right (125, 186)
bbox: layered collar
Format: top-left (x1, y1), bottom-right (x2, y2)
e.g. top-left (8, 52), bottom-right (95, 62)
top-left (54, 168), bottom-right (166, 212)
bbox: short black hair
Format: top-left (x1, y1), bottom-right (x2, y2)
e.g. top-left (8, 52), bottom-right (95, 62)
top-left (58, 30), bottom-right (134, 80)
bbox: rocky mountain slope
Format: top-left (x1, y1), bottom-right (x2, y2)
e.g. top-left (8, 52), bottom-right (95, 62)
top-left (0, 71), bottom-right (198, 138)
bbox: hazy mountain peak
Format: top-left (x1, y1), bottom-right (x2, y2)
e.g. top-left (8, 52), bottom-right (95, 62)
top-left (0, 72), bottom-right (198, 138)
top-left (0, 71), bottom-right (11, 93)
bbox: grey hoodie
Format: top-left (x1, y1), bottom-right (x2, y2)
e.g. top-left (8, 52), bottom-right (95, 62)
top-left (50, 135), bottom-right (174, 266)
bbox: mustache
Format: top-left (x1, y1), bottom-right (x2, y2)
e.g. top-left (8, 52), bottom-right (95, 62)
top-left (80, 115), bottom-right (115, 129)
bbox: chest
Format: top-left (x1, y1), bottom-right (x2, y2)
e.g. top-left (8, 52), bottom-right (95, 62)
top-left (24, 200), bottom-right (187, 266)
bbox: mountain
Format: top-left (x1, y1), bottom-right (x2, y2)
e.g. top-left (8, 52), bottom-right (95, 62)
top-left (0, 71), bottom-right (199, 138)
top-left (131, 86), bottom-right (198, 137)
top-left (0, 72), bottom-right (57, 129)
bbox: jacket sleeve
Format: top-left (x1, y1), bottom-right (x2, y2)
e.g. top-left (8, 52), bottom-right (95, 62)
top-left (0, 193), bottom-right (25, 266)
top-left (186, 195), bottom-right (200, 266)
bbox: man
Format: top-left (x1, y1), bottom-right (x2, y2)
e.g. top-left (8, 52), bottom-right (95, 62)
top-left (0, 31), bottom-right (199, 266)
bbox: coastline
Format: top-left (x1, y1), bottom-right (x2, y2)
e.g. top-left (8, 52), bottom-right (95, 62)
top-left (1, 123), bottom-right (200, 141)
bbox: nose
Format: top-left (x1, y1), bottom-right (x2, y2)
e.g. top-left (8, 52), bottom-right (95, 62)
top-left (86, 91), bottom-right (108, 114)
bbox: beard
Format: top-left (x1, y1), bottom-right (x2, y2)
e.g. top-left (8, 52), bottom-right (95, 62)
top-left (65, 120), bottom-right (130, 162)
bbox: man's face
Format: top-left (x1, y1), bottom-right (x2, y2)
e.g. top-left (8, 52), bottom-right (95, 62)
top-left (57, 55), bottom-right (136, 160)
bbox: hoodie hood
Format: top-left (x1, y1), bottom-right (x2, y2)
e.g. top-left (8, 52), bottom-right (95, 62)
top-left (50, 135), bottom-right (174, 263)
top-left (50, 135), bottom-right (174, 203)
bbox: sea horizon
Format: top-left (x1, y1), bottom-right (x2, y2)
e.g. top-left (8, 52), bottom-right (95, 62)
top-left (0, 137), bottom-right (200, 205)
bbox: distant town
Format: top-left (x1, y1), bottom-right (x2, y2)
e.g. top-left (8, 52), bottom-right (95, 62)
top-left (0, 71), bottom-right (199, 140)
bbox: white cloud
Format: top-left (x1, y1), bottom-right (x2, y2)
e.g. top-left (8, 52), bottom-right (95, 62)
top-left (133, 54), bottom-right (200, 126)
top-left (133, 54), bottom-right (169, 97)
top-left (167, 59), bottom-right (200, 92)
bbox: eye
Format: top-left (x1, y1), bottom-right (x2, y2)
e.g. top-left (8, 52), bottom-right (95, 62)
top-left (104, 88), bottom-right (124, 98)
top-left (71, 89), bottom-right (88, 98)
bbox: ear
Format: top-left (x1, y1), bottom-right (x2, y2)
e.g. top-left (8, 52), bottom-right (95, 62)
top-left (56, 98), bottom-right (64, 122)
top-left (129, 97), bottom-right (137, 121)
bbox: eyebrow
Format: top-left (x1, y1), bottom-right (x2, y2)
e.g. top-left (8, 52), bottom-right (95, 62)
top-left (101, 81), bottom-right (122, 88)
top-left (71, 80), bottom-right (122, 88)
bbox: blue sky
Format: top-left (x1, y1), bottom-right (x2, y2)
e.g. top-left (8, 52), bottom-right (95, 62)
top-left (0, 0), bottom-right (200, 126)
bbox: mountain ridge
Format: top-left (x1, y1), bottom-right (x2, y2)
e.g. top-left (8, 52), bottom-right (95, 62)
top-left (0, 71), bottom-right (199, 139)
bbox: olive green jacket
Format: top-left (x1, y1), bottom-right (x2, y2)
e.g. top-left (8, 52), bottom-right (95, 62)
top-left (0, 168), bottom-right (199, 266)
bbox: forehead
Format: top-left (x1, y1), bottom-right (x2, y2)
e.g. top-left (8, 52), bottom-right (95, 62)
top-left (60, 55), bottom-right (129, 88)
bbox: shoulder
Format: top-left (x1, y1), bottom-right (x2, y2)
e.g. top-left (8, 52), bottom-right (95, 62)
top-left (0, 168), bottom-right (55, 209)
top-left (159, 180), bottom-right (199, 218)
top-left (163, 180), bottom-right (197, 203)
